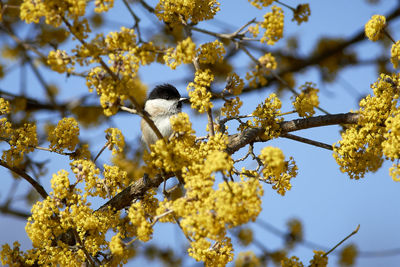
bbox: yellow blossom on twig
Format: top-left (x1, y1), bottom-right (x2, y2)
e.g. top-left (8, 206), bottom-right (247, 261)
top-left (365, 15), bottom-right (386, 41)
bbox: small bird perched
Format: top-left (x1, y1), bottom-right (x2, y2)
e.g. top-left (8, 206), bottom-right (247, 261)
top-left (141, 84), bottom-right (186, 148)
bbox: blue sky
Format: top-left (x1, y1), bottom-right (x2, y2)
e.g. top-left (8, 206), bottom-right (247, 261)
top-left (1, 1), bottom-right (400, 266)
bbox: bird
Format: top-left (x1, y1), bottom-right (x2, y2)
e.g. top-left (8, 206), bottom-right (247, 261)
top-left (140, 84), bottom-right (186, 148)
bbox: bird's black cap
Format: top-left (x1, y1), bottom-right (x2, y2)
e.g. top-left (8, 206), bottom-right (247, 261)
top-left (148, 84), bottom-right (181, 100)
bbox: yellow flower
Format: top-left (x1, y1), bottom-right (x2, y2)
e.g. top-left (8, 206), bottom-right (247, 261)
top-left (293, 82), bottom-right (319, 118)
top-left (339, 244), bottom-right (358, 266)
top-left (47, 50), bottom-right (72, 73)
top-left (281, 256), bottom-right (304, 267)
top-left (164, 37), bottom-right (196, 69)
top-left (259, 147), bottom-right (298, 195)
top-left (187, 69), bottom-right (214, 113)
top-left (237, 228), bottom-right (253, 246)
top-left (235, 251), bottom-right (261, 267)
top-left (391, 40), bottom-right (400, 68)
top-left (197, 40), bottom-right (225, 64)
top-left (249, 93), bottom-right (282, 139)
top-left (1, 123), bottom-right (38, 166)
top-left (248, 0), bottom-right (274, 9)
top-left (246, 53), bottom-right (277, 87)
top-left (261, 6), bottom-right (284, 45)
top-left (0, 98), bottom-right (10, 115)
top-left (292, 4), bottom-right (311, 25)
top-left (309, 250), bottom-right (328, 267)
top-left (94, 0), bottom-right (114, 13)
top-left (109, 234), bottom-right (124, 256)
top-left (128, 202), bottom-right (153, 242)
top-left (48, 117), bottom-right (80, 152)
top-left (222, 97), bottom-right (242, 117)
top-left (155, 0), bottom-right (220, 26)
top-left (365, 15), bottom-right (386, 41)
top-left (105, 128), bottom-right (125, 155)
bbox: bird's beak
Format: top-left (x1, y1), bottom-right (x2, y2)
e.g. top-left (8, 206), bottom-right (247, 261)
top-left (179, 97), bottom-right (188, 102)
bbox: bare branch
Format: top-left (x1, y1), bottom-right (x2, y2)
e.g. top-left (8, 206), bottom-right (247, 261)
top-left (0, 160), bottom-right (48, 199)
top-left (281, 133), bottom-right (333, 151)
top-left (226, 112), bottom-right (360, 154)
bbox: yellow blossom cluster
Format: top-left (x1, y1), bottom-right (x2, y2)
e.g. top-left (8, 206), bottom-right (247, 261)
top-left (23, 168), bottom-right (122, 265)
top-left (197, 40), bottom-right (226, 64)
top-left (188, 237), bottom-right (233, 266)
top-left (245, 93), bottom-right (282, 139)
top-left (248, 0), bottom-right (274, 9)
top-left (365, 14), bottom-right (386, 41)
top-left (86, 27), bottom-right (149, 116)
top-left (187, 69), bottom-right (214, 113)
top-left (0, 97), bottom-right (10, 115)
top-left (146, 114), bottom-right (263, 266)
top-left (48, 117), bottom-right (80, 153)
top-left (309, 250), bottom-right (328, 267)
top-left (164, 37), bottom-right (196, 69)
top-left (221, 97), bottom-right (243, 117)
top-left (339, 244), bottom-right (358, 266)
top-left (246, 53), bottom-right (277, 87)
top-left (128, 201), bottom-right (154, 242)
top-left (20, 0), bottom-right (87, 27)
top-left (226, 73), bottom-right (245, 95)
top-left (281, 256), bottom-right (304, 267)
top-left (292, 4), bottom-right (311, 25)
top-left (109, 234), bottom-right (124, 256)
top-left (103, 164), bottom-right (130, 196)
top-left (292, 82), bottom-right (319, 118)
top-left (94, 0), bottom-right (114, 13)
top-left (47, 50), bottom-right (72, 73)
top-left (261, 6), bottom-right (284, 45)
top-left (237, 228), bottom-right (253, 246)
top-left (382, 111), bottom-right (400, 181)
top-left (0, 242), bottom-right (26, 266)
top-left (286, 219), bottom-right (303, 247)
top-left (391, 41), bottom-right (400, 68)
top-left (334, 74), bottom-right (399, 179)
top-left (105, 127), bottom-right (125, 155)
top-left (70, 159), bottom-right (101, 197)
top-left (259, 146), bottom-right (298, 195)
top-left (155, 0), bottom-right (220, 26)
top-left (2, 122), bottom-right (38, 167)
top-left (235, 251), bottom-right (261, 267)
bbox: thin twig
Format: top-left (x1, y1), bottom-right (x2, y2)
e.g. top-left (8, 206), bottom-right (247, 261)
top-left (94, 141), bottom-right (110, 163)
top-left (383, 29), bottom-right (396, 44)
top-left (0, 159), bottom-right (48, 199)
top-left (120, 106), bottom-right (138, 114)
top-left (323, 224), bottom-right (360, 257)
top-left (280, 133), bottom-right (333, 151)
top-left (122, 0), bottom-right (142, 42)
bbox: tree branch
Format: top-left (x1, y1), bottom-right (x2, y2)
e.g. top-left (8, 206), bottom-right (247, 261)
top-left (97, 112), bottom-right (360, 212)
top-left (226, 112), bottom-right (359, 154)
top-left (0, 160), bottom-right (49, 199)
